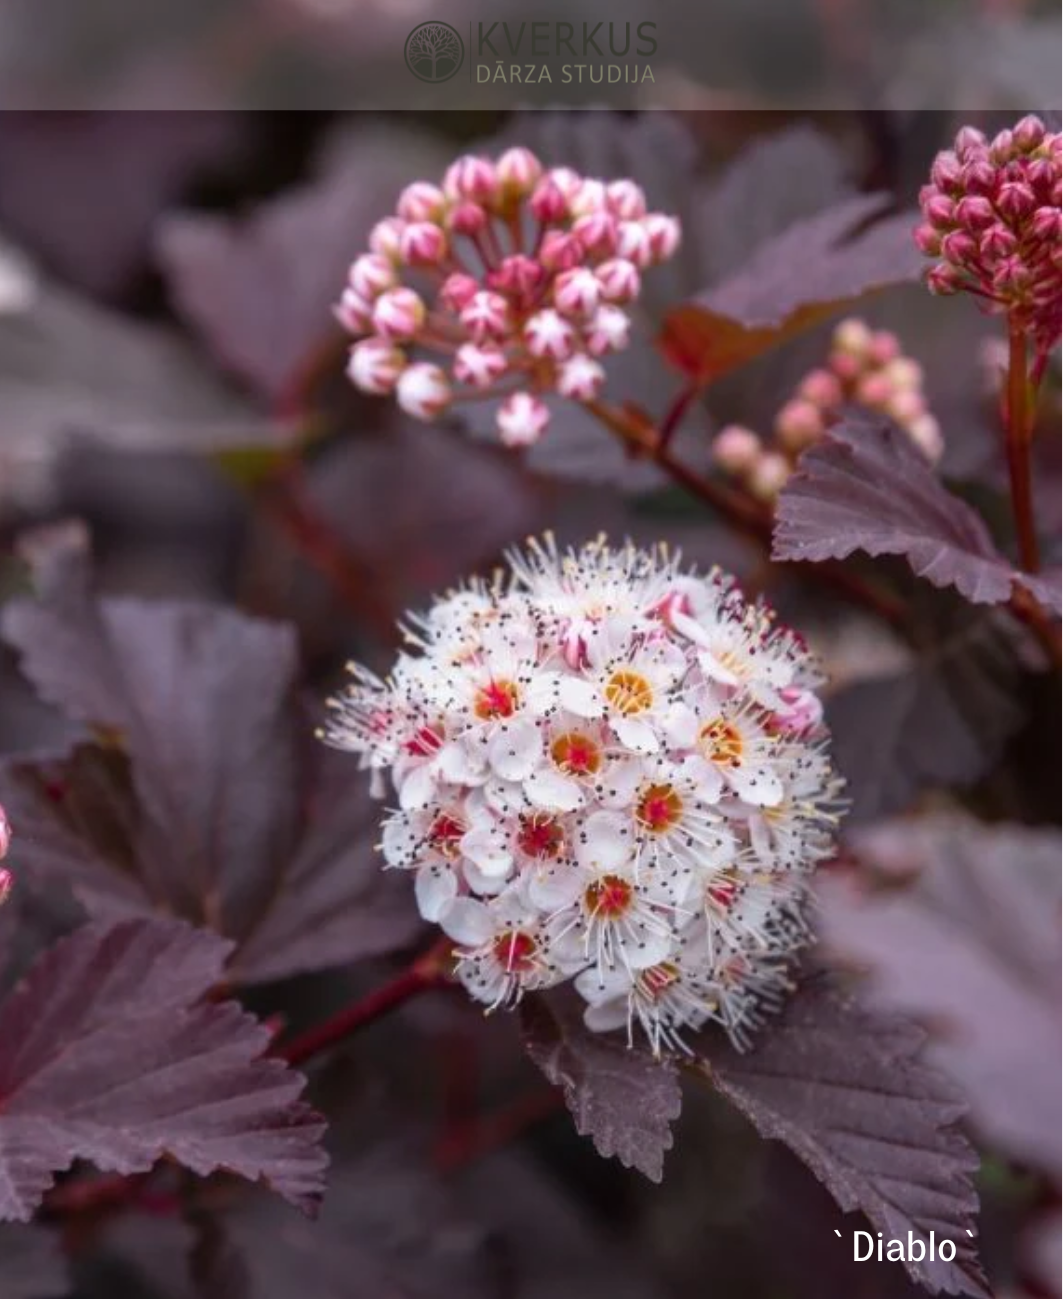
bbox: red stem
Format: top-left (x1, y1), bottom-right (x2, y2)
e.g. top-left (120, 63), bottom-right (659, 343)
top-left (435, 1087), bottom-right (563, 1172)
top-left (279, 941), bottom-right (451, 1068)
top-left (1003, 323), bottom-right (1041, 573)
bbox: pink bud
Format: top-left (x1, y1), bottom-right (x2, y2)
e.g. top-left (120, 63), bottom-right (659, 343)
top-left (0, 805), bottom-right (9, 859)
top-left (400, 221), bottom-right (449, 267)
top-left (748, 451), bottom-right (791, 501)
top-left (770, 687), bottom-right (824, 737)
top-left (954, 126), bottom-right (988, 159)
top-left (854, 374), bottom-right (893, 407)
top-left (584, 303), bottom-right (631, 355)
top-left (774, 398), bottom-right (824, 451)
top-left (954, 195), bottom-right (995, 231)
top-left (961, 159), bottom-right (996, 194)
top-left (453, 341), bottom-right (508, 388)
top-left (556, 352), bottom-right (606, 400)
top-left (438, 271), bottom-right (480, 313)
top-left (529, 178), bottom-right (569, 224)
top-left (1032, 206), bottom-right (1061, 241)
top-left (930, 150), bottom-right (963, 191)
top-left (443, 155), bottom-right (499, 207)
top-left (832, 317), bottom-right (873, 357)
top-left (989, 129), bottom-right (1015, 164)
top-left (940, 229), bottom-right (978, 264)
top-left (460, 290), bottom-right (510, 342)
top-left (396, 362), bottom-right (451, 421)
top-left (605, 179), bottom-right (647, 220)
top-left (881, 357), bottom-right (924, 392)
top-left (615, 220), bottom-right (653, 268)
top-left (907, 413), bottom-right (944, 462)
top-left (829, 351), bottom-right (862, 383)
top-left (797, 368), bottom-right (843, 408)
top-left (372, 287), bottom-right (427, 341)
top-left (922, 192), bottom-right (956, 227)
top-left (1014, 114), bottom-right (1047, 152)
top-left (553, 267), bottom-right (600, 319)
top-left (594, 257), bottom-right (641, 304)
top-left (867, 330), bottom-right (901, 366)
top-left (496, 147), bottom-right (542, 197)
top-left (0, 867), bottom-right (11, 908)
top-left (980, 225), bottom-right (1017, 260)
top-left (993, 256), bottom-right (1030, 292)
top-left (926, 263), bottom-right (963, 294)
top-left (913, 223), bottom-right (943, 256)
top-left (1027, 157), bottom-right (1058, 195)
top-left (486, 254), bottom-right (544, 301)
top-left (448, 201), bottom-right (488, 237)
top-left (497, 391), bottom-right (550, 447)
top-left (347, 337), bottom-right (406, 395)
top-left (643, 213), bottom-right (682, 263)
top-left (543, 167), bottom-right (583, 201)
top-left (538, 230), bottom-right (583, 272)
top-left (524, 308), bottom-right (576, 361)
top-left (369, 217), bottom-right (407, 262)
top-left (572, 211), bottom-right (618, 258)
top-left (569, 178), bottom-right (608, 219)
top-left (997, 181), bottom-right (1036, 221)
top-left (712, 424), bottom-right (761, 474)
top-left (885, 389), bottom-right (925, 424)
top-left (334, 287), bottom-right (374, 334)
top-left (348, 253), bottom-right (397, 300)
top-left (397, 182), bottom-right (446, 224)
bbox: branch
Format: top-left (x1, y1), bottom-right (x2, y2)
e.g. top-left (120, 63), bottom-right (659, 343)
top-left (1003, 323), bottom-right (1041, 573)
top-left (279, 938), bottom-right (452, 1068)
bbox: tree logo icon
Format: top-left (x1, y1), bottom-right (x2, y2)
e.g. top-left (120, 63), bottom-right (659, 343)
top-left (404, 21), bottom-right (464, 83)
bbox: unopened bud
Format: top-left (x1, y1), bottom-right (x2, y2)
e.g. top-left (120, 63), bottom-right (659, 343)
top-left (347, 337), bottom-right (407, 395)
top-left (454, 342), bottom-right (508, 389)
top-left (396, 362), bottom-right (451, 421)
top-left (748, 451), bottom-right (792, 501)
top-left (595, 257), bottom-right (641, 304)
top-left (556, 352), bottom-right (606, 400)
top-left (774, 399), bottom-right (824, 452)
top-left (397, 182), bottom-right (447, 224)
top-left (712, 424), bottom-right (761, 475)
top-left (372, 286), bottom-right (427, 341)
top-left (400, 221), bottom-right (449, 267)
top-left (497, 391), bottom-right (550, 447)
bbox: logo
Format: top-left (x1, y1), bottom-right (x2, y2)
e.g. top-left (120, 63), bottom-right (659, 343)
top-left (405, 21), bottom-right (465, 82)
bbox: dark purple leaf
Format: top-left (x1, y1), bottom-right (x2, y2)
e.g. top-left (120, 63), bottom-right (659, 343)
top-left (696, 983), bottom-right (988, 1297)
top-left (773, 419), bottom-right (1028, 605)
top-left (0, 524), bottom-right (421, 984)
top-left (660, 196), bottom-right (923, 384)
top-left (0, 112), bottom-right (243, 299)
top-left (0, 918), bottom-right (326, 1222)
top-left (157, 124), bottom-right (447, 401)
top-left (521, 994), bottom-right (682, 1182)
top-left (0, 1223), bottom-right (70, 1299)
top-left (826, 611), bottom-right (1024, 821)
top-left (818, 816), bottom-right (1061, 1175)
top-left (191, 1147), bottom-right (497, 1299)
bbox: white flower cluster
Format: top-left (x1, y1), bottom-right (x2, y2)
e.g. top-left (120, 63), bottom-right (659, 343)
top-left (325, 538), bottom-right (842, 1055)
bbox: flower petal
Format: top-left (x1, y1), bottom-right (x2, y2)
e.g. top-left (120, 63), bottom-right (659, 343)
top-left (415, 863), bottom-right (458, 921)
top-left (525, 765), bottom-right (584, 812)
top-left (487, 717), bottom-right (542, 781)
top-left (440, 897), bottom-right (495, 946)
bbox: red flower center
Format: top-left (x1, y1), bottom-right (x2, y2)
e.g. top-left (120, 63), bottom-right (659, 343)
top-left (584, 874), bottom-right (633, 919)
top-left (635, 782), bottom-right (683, 833)
top-left (492, 929), bottom-right (539, 974)
top-left (517, 814), bottom-right (565, 859)
top-left (427, 812), bottom-right (464, 857)
top-left (550, 730), bottom-right (602, 775)
top-left (474, 678), bottom-right (520, 720)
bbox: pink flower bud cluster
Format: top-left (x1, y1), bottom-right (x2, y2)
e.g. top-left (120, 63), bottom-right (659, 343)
top-left (915, 115), bottom-right (1062, 358)
top-left (0, 803), bottom-right (11, 909)
top-left (335, 149), bottom-right (682, 448)
top-left (713, 319), bottom-right (942, 500)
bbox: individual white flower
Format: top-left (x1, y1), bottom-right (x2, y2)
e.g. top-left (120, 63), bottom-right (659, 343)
top-left (442, 888), bottom-right (572, 1008)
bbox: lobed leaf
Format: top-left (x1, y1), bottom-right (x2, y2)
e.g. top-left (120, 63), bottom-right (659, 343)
top-left (695, 983), bottom-right (988, 1297)
top-left (521, 994), bottom-right (682, 1183)
top-left (0, 524), bottom-right (421, 984)
top-left (818, 815), bottom-right (1061, 1175)
top-left (826, 609), bottom-right (1024, 822)
top-left (659, 196), bottom-right (923, 385)
top-left (773, 418), bottom-right (1055, 609)
top-left (0, 918), bottom-right (326, 1222)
